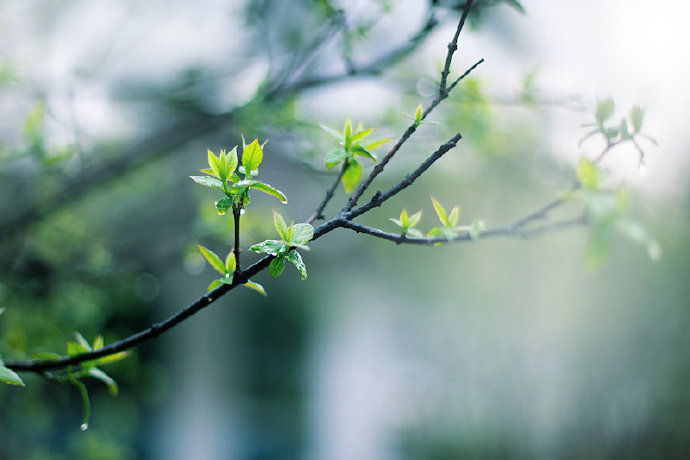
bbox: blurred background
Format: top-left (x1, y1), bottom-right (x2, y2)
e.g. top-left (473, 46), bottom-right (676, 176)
top-left (1, 0), bottom-right (689, 458)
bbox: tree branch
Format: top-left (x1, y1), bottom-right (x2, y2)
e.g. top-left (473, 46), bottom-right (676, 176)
top-left (306, 163), bottom-right (347, 224)
top-left (348, 133), bottom-right (463, 220)
top-left (439, 0), bottom-right (474, 96)
top-left (0, 7), bottom-right (445, 242)
top-left (343, 58), bottom-right (484, 212)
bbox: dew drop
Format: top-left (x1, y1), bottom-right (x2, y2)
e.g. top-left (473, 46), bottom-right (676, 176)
top-left (80, 423), bottom-right (89, 431)
top-left (240, 209), bottom-right (246, 215)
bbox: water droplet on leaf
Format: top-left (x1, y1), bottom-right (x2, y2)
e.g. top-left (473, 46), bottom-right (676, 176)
top-left (80, 423), bottom-right (89, 431)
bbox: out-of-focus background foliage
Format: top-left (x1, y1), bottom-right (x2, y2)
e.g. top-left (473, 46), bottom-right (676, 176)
top-left (1, 0), bottom-right (689, 458)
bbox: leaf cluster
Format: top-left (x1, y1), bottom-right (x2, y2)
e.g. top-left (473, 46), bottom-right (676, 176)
top-left (250, 212), bottom-right (314, 280)
top-left (190, 138), bottom-right (287, 215)
top-left (390, 197), bottom-right (486, 242)
top-left (580, 99), bottom-right (656, 164)
top-left (322, 119), bottom-right (391, 193)
top-left (198, 245), bottom-right (266, 295)
top-left (569, 158), bottom-right (659, 269)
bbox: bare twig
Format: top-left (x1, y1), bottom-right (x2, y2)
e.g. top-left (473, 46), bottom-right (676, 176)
top-left (306, 164), bottom-right (347, 224)
top-left (439, 0), bottom-right (474, 96)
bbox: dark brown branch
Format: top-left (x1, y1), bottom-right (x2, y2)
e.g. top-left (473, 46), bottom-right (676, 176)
top-left (439, 0), bottom-right (474, 96)
top-left (343, 57), bottom-right (484, 211)
top-left (4, 254), bottom-right (273, 372)
top-left (349, 133), bottom-right (463, 220)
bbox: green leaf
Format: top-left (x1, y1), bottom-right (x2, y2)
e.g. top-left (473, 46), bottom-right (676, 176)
top-left (408, 210), bottom-right (422, 227)
top-left (290, 223), bottom-right (314, 245)
top-left (351, 145), bottom-right (376, 162)
top-left (207, 149), bottom-right (222, 179)
top-left (269, 257), bottom-right (285, 277)
top-left (414, 103), bottom-right (423, 125)
top-left (75, 332), bottom-right (92, 351)
top-left (273, 212), bottom-right (290, 241)
top-left (505, 0), bottom-right (526, 14)
top-left (427, 227), bottom-right (443, 238)
top-left (325, 150), bottom-right (347, 169)
top-left (207, 280), bottom-right (222, 292)
top-left (250, 240), bottom-right (286, 255)
top-left (244, 280), bottom-right (267, 296)
top-left (225, 146), bottom-right (238, 177)
top-left (67, 341), bottom-right (89, 357)
top-left (92, 335), bottom-right (104, 350)
top-left (430, 197), bottom-right (448, 226)
top-left (399, 209), bottom-right (409, 228)
top-left (342, 161), bottom-right (362, 193)
top-left (364, 138), bottom-right (392, 151)
top-left (448, 206), bottom-right (460, 227)
top-left (586, 222), bottom-right (612, 270)
top-left (94, 351), bottom-right (130, 367)
top-left (88, 368), bottom-right (118, 396)
top-left (286, 250), bottom-right (307, 280)
top-left (225, 251), bottom-right (236, 273)
top-left (215, 197), bottom-right (233, 216)
top-left (343, 119), bottom-right (353, 146)
top-left (219, 274), bottom-right (234, 285)
top-left (0, 359), bottom-right (24, 387)
top-left (242, 139), bottom-right (263, 177)
top-left (577, 158), bottom-right (598, 189)
top-left (406, 228), bottom-right (424, 239)
top-left (350, 127), bottom-right (374, 144)
top-left (629, 105), bottom-right (644, 133)
top-left (190, 176), bottom-right (225, 191)
top-left (320, 124), bottom-right (344, 143)
top-left (250, 181), bottom-right (288, 203)
top-left (595, 98), bottom-right (615, 126)
top-left (198, 245), bottom-right (228, 274)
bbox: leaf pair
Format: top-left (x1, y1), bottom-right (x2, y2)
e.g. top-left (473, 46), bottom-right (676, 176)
top-left (190, 139), bottom-right (287, 215)
top-left (390, 209), bottom-right (423, 238)
top-left (321, 119), bottom-right (391, 193)
top-left (198, 245), bottom-right (266, 295)
top-left (427, 197), bottom-right (462, 240)
top-left (250, 212), bottom-right (314, 280)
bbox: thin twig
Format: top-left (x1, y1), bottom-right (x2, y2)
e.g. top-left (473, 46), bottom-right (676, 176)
top-left (439, 0), bottom-right (474, 96)
top-left (348, 133), bottom-right (463, 219)
top-left (306, 164), bottom-right (347, 224)
top-left (343, 58), bottom-right (484, 211)
top-left (340, 215), bottom-right (587, 245)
